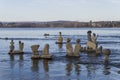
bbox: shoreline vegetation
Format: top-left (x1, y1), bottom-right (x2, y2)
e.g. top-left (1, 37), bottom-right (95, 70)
top-left (0, 20), bottom-right (120, 28)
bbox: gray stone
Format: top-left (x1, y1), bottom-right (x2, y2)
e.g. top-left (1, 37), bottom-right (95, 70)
top-left (66, 38), bottom-right (74, 56)
top-left (19, 41), bottom-right (24, 52)
top-left (86, 41), bottom-right (97, 50)
top-left (87, 30), bottom-right (92, 41)
top-left (41, 44), bottom-right (52, 59)
top-left (74, 39), bottom-right (81, 57)
top-left (31, 45), bottom-right (40, 55)
top-left (9, 39), bottom-right (14, 53)
top-left (103, 49), bottom-right (111, 62)
top-left (57, 32), bottom-right (63, 43)
top-left (92, 33), bottom-right (97, 44)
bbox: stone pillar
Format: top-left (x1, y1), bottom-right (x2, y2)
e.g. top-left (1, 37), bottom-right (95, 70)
top-left (66, 38), bottom-right (74, 56)
top-left (43, 44), bottom-right (49, 55)
top-left (9, 39), bottom-right (14, 53)
top-left (86, 41), bottom-right (97, 50)
top-left (92, 33), bottom-right (97, 44)
top-left (41, 44), bottom-right (52, 59)
top-left (86, 31), bottom-right (97, 50)
top-left (87, 30), bottom-right (92, 41)
top-left (31, 45), bottom-right (40, 56)
top-left (57, 32), bottom-right (63, 43)
top-left (74, 39), bottom-right (81, 57)
top-left (103, 49), bottom-right (111, 63)
top-left (19, 41), bottom-right (24, 52)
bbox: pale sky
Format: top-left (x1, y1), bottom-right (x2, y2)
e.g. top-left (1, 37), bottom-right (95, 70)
top-left (0, 0), bottom-right (120, 22)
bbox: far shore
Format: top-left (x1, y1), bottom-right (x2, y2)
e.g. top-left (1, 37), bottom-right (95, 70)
top-left (0, 20), bottom-right (120, 28)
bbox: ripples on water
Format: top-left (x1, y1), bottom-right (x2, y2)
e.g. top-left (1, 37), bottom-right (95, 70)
top-left (0, 28), bottom-right (120, 80)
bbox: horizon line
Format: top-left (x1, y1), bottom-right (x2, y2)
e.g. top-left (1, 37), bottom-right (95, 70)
top-left (1, 20), bottom-right (120, 22)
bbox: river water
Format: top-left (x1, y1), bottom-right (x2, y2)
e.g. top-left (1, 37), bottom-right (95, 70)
top-left (0, 28), bottom-right (120, 80)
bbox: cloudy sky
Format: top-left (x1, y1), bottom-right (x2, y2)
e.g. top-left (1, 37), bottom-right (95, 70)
top-left (0, 0), bottom-right (120, 21)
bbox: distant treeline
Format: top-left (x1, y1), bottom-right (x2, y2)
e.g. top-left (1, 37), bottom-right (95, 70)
top-left (0, 21), bottom-right (120, 28)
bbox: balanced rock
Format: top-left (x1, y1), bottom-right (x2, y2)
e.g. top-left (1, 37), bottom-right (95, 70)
top-left (66, 38), bottom-right (74, 56)
top-left (31, 45), bottom-right (40, 59)
top-left (74, 39), bottom-right (81, 57)
top-left (41, 44), bottom-right (52, 59)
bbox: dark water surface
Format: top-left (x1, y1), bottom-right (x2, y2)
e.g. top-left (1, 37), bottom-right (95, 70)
top-left (0, 28), bottom-right (120, 80)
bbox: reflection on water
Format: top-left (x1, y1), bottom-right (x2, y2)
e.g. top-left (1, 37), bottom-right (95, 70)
top-left (103, 62), bottom-right (111, 75)
top-left (86, 64), bottom-right (96, 79)
top-left (10, 54), bottom-right (23, 61)
top-left (103, 67), bottom-right (111, 75)
top-left (66, 63), bottom-right (81, 76)
top-left (74, 64), bottom-right (80, 75)
top-left (58, 44), bottom-right (63, 49)
top-left (43, 60), bottom-right (50, 80)
top-left (31, 59), bottom-right (50, 73)
top-left (43, 60), bottom-right (49, 72)
top-left (9, 54), bottom-right (24, 70)
top-left (19, 54), bottom-right (23, 60)
top-left (66, 63), bottom-right (72, 76)
top-left (0, 28), bottom-right (120, 80)
top-left (5, 55), bottom-right (118, 80)
top-left (31, 59), bottom-right (39, 72)
top-left (9, 54), bottom-right (24, 61)
top-left (65, 57), bottom-right (81, 80)
top-left (10, 55), bottom-right (14, 61)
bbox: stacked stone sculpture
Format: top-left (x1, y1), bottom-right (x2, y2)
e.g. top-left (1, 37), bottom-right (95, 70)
top-left (9, 39), bottom-right (14, 54)
top-left (19, 41), bottom-right (24, 53)
top-left (31, 45), bottom-right (40, 59)
top-left (66, 38), bottom-right (74, 56)
top-left (8, 30), bottom-right (111, 63)
top-left (74, 39), bottom-right (81, 57)
top-left (41, 44), bottom-right (52, 59)
top-left (9, 40), bottom-right (24, 54)
top-left (56, 32), bottom-right (63, 44)
top-left (31, 44), bottom-right (52, 59)
top-left (86, 31), bottom-right (97, 51)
